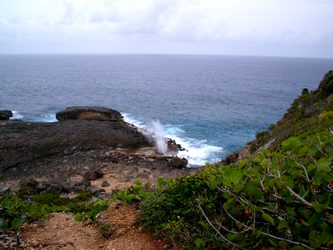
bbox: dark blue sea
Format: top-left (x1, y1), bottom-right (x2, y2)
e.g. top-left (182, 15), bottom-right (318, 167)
top-left (1, 54), bottom-right (333, 165)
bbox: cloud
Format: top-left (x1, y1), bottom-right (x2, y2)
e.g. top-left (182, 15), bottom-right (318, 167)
top-left (0, 0), bottom-right (332, 57)
top-left (54, 0), bottom-right (333, 44)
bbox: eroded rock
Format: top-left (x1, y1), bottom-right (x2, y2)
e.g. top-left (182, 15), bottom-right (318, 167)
top-left (0, 110), bottom-right (12, 120)
top-left (0, 111), bottom-right (151, 170)
top-left (167, 157), bottom-right (188, 169)
top-left (56, 106), bottom-right (122, 122)
top-left (84, 168), bottom-right (104, 181)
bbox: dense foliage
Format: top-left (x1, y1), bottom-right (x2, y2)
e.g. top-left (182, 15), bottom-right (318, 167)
top-left (139, 72), bottom-right (333, 249)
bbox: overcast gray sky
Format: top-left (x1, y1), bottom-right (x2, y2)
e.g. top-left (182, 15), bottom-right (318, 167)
top-left (0, 0), bottom-right (332, 58)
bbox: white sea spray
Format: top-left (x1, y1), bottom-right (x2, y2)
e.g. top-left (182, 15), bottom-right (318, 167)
top-left (122, 113), bottom-right (223, 165)
top-left (148, 120), bottom-right (168, 154)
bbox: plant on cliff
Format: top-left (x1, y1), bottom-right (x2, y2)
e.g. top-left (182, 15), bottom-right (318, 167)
top-left (139, 72), bottom-right (333, 249)
top-left (111, 179), bottom-right (147, 203)
top-left (0, 190), bottom-right (109, 244)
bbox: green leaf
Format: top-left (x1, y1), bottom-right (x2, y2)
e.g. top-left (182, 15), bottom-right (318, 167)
top-left (260, 158), bottom-right (270, 170)
top-left (309, 230), bottom-right (321, 248)
top-left (308, 147), bottom-right (318, 157)
top-left (233, 182), bottom-right (244, 193)
top-left (74, 213), bottom-right (85, 222)
top-left (226, 233), bottom-right (237, 241)
top-left (238, 159), bottom-right (248, 168)
top-left (269, 238), bottom-right (278, 246)
top-left (206, 175), bottom-right (219, 189)
top-left (252, 157), bottom-right (262, 164)
top-left (1, 222), bottom-right (9, 232)
top-left (308, 213), bottom-right (321, 225)
top-left (230, 169), bottom-right (243, 184)
top-left (312, 202), bottom-right (324, 213)
top-left (281, 137), bottom-right (302, 152)
top-left (11, 218), bottom-right (22, 230)
top-left (262, 213), bottom-right (274, 225)
top-left (245, 182), bottom-right (263, 199)
top-left (277, 220), bottom-right (289, 231)
top-left (317, 158), bottom-right (331, 173)
top-left (320, 225), bottom-right (333, 245)
top-left (194, 238), bottom-right (205, 249)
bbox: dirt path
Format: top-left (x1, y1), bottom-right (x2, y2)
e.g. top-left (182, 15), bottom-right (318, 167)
top-left (20, 202), bottom-right (165, 250)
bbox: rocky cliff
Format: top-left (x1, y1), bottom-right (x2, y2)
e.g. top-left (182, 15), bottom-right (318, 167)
top-left (0, 107), bottom-right (191, 192)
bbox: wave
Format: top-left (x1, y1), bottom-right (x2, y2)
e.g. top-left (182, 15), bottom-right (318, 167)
top-left (10, 111), bottom-right (57, 122)
top-left (123, 113), bottom-right (223, 166)
top-left (11, 111), bottom-right (24, 120)
top-left (34, 114), bottom-right (57, 123)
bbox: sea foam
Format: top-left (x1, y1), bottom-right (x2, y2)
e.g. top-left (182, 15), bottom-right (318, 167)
top-left (11, 111), bottom-right (24, 120)
top-left (123, 113), bottom-right (223, 166)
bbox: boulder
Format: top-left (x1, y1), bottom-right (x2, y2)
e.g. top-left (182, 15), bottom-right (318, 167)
top-left (167, 157), bottom-right (188, 169)
top-left (56, 106), bottom-right (123, 122)
top-left (19, 178), bottom-right (39, 189)
top-left (0, 110), bottom-right (13, 120)
top-left (101, 181), bottom-right (110, 187)
top-left (84, 168), bottom-right (104, 181)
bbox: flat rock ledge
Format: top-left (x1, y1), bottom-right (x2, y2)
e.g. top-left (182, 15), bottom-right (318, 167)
top-left (0, 106), bottom-right (193, 191)
top-left (56, 106), bottom-right (123, 122)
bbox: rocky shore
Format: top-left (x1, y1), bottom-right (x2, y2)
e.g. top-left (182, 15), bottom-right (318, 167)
top-left (0, 106), bottom-right (196, 193)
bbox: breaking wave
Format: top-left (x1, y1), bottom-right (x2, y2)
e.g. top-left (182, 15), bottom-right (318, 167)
top-left (123, 113), bottom-right (223, 166)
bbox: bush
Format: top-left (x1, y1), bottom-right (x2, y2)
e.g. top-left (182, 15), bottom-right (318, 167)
top-left (139, 130), bottom-right (333, 249)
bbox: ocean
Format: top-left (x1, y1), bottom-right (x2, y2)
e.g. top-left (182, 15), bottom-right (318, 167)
top-left (1, 54), bottom-right (333, 166)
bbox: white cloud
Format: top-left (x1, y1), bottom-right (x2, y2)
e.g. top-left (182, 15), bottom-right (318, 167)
top-left (0, 0), bottom-right (332, 57)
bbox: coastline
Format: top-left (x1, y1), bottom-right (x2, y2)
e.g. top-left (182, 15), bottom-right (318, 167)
top-left (1, 71), bottom-right (332, 249)
top-left (0, 107), bottom-right (197, 193)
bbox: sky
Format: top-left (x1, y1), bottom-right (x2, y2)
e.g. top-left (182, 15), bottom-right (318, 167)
top-left (0, 0), bottom-right (332, 58)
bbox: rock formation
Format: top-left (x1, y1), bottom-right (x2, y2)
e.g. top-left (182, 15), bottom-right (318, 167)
top-left (0, 106), bottom-right (192, 190)
top-left (0, 107), bottom-right (150, 170)
top-left (0, 110), bottom-right (13, 120)
top-left (56, 106), bottom-right (123, 122)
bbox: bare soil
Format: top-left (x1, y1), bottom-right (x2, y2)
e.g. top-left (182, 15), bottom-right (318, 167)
top-left (20, 202), bottom-right (165, 250)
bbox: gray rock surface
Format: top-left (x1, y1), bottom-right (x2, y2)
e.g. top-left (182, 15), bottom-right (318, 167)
top-left (0, 107), bottom-right (150, 171)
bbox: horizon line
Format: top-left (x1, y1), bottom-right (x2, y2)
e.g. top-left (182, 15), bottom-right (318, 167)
top-left (0, 52), bottom-right (332, 60)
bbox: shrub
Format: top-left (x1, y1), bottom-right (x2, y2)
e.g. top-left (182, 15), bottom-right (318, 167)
top-left (139, 130), bottom-right (333, 249)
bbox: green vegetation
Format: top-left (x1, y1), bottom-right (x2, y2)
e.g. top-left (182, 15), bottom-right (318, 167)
top-left (0, 189), bottom-right (108, 242)
top-left (251, 70), bottom-right (333, 151)
top-left (111, 179), bottom-right (147, 203)
top-left (139, 71), bottom-right (333, 249)
top-left (0, 179), bottom-right (146, 244)
top-left (98, 224), bottom-right (113, 238)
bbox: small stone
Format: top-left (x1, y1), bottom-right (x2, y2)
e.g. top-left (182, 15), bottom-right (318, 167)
top-left (47, 186), bottom-right (63, 194)
top-left (88, 187), bottom-right (104, 195)
top-left (36, 182), bottom-right (48, 192)
top-left (20, 178), bottom-right (39, 189)
top-left (0, 187), bottom-right (10, 195)
top-left (167, 157), bottom-right (188, 169)
top-left (84, 168), bottom-right (103, 181)
top-left (30, 239), bottom-right (39, 247)
top-left (101, 181), bottom-right (110, 187)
